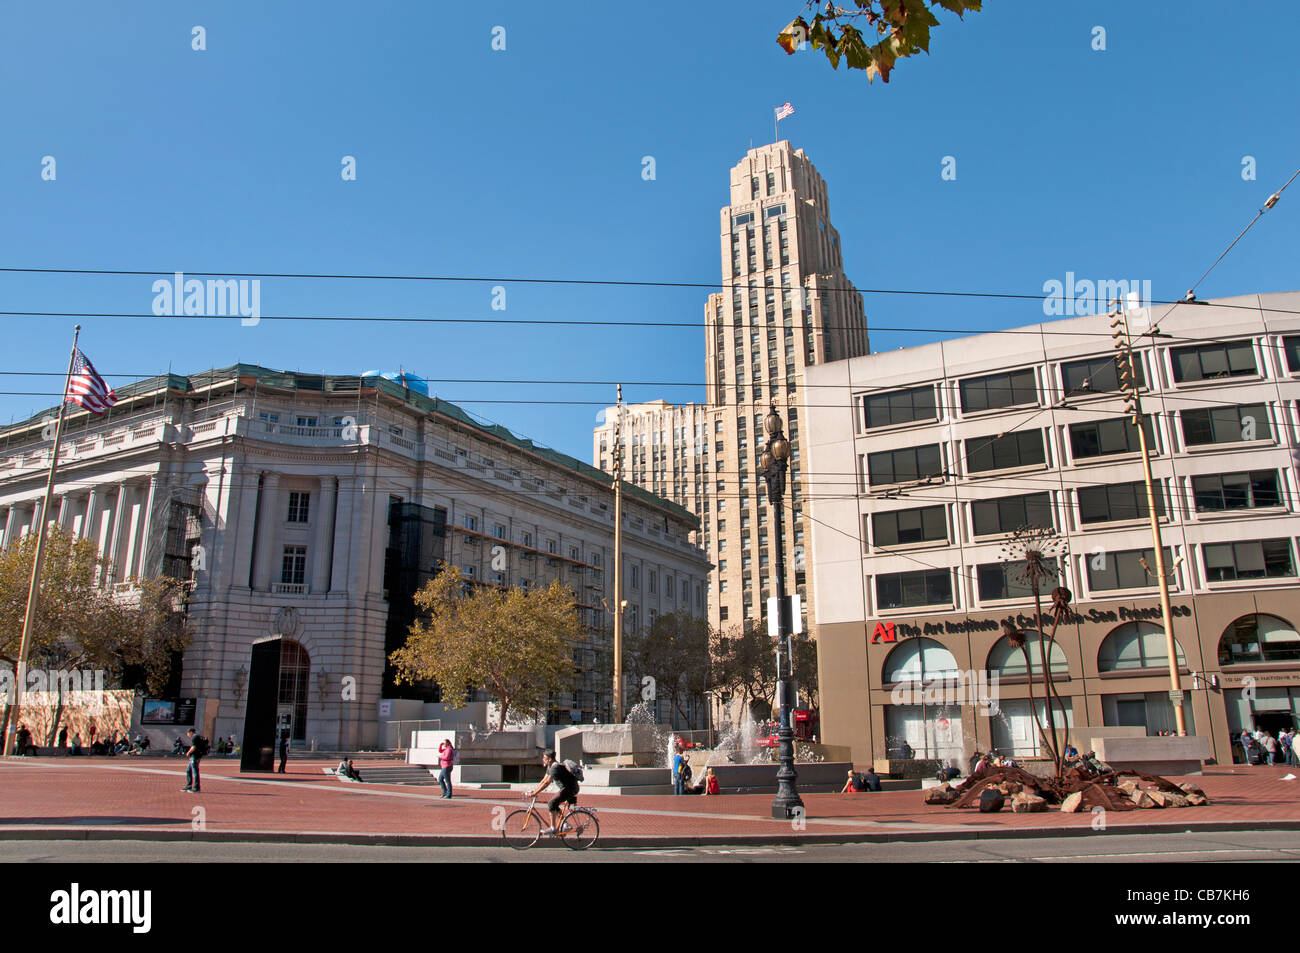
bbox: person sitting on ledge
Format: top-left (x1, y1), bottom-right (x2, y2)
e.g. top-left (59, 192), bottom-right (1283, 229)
top-left (336, 759), bottom-right (363, 782)
top-left (703, 768), bottom-right (720, 796)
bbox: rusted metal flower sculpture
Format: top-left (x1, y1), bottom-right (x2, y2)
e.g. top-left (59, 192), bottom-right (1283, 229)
top-left (999, 527), bottom-right (1070, 778)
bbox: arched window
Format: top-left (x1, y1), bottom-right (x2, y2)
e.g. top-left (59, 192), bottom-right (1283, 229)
top-left (883, 637), bottom-right (959, 683)
top-left (1218, 614), bottom-right (1300, 665)
top-left (1098, 622), bottom-right (1186, 673)
top-left (986, 633), bottom-right (1069, 679)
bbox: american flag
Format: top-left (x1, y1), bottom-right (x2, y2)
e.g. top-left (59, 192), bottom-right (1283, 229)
top-left (66, 349), bottom-right (117, 414)
top-left (775, 102), bottom-right (795, 121)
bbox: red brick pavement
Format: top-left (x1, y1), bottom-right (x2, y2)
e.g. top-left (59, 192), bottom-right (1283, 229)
top-left (1, 757), bottom-right (1297, 843)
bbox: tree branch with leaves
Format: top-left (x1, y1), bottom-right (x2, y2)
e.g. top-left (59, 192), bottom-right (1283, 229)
top-left (779, 0), bottom-right (981, 83)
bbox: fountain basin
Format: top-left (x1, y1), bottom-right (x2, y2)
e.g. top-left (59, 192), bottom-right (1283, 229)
top-left (707, 762), bottom-right (854, 794)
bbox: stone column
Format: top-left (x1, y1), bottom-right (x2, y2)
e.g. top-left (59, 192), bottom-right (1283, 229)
top-left (0, 507), bottom-right (14, 549)
top-left (311, 477), bottom-right (337, 595)
top-left (107, 483), bottom-right (131, 584)
top-left (252, 472), bottom-right (281, 591)
top-left (329, 476), bottom-right (354, 594)
top-left (56, 495), bottom-right (71, 531)
top-left (80, 487), bottom-right (101, 542)
top-left (135, 476), bottom-right (159, 577)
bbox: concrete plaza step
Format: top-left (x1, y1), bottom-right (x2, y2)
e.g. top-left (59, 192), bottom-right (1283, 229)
top-left (321, 764), bottom-right (439, 785)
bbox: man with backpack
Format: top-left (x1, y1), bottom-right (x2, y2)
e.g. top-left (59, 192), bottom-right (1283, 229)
top-left (527, 750), bottom-right (582, 836)
top-left (181, 728), bottom-right (208, 793)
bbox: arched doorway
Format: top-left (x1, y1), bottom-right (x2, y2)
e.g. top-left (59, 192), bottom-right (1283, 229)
top-left (1096, 621), bottom-right (1192, 735)
top-left (1219, 614), bottom-right (1300, 750)
top-left (881, 638), bottom-right (961, 760)
top-left (985, 633), bottom-right (1072, 757)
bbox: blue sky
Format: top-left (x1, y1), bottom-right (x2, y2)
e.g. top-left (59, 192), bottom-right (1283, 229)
top-left (0, 1), bottom-right (1296, 461)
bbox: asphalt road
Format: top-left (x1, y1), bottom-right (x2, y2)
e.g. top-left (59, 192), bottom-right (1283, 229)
top-left (5, 829), bottom-right (1300, 862)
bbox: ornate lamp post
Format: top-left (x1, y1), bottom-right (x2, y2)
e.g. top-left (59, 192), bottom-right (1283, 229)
top-left (760, 403), bottom-right (804, 819)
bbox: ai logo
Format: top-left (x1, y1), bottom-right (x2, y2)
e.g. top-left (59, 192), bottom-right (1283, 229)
top-left (870, 622), bottom-right (897, 644)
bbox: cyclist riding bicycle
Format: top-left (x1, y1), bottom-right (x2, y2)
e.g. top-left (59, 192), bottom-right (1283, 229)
top-left (528, 750), bottom-right (580, 836)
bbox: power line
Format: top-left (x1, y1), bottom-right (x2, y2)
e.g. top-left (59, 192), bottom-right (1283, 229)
top-left (2, 263), bottom-right (1297, 311)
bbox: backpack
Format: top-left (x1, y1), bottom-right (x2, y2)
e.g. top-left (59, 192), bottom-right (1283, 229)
top-left (192, 735), bottom-right (210, 757)
top-left (563, 759), bottom-right (585, 783)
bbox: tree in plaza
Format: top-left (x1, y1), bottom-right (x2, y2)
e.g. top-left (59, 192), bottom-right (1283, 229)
top-left (627, 609), bottom-right (712, 729)
top-left (0, 526), bottom-right (191, 743)
top-left (709, 621), bottom-right (777, 725)
top-left (390, 566), bottom-right (582, 732)
top-left (794, 635), bottom-right (820, 711)
top-left (778, 1), bottom-right (981, 83)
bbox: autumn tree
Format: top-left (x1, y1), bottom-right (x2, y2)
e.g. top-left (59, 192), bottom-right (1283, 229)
top-left (779, 0), bottom-right (981, 83)
top-left (390, 567), bottom-right (581, 731)
top-left (0, 527), bottom-right (191, 743)
top-left (627, 609), bottom-right (712, 729)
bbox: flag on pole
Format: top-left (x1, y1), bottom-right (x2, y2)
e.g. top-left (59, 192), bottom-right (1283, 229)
top-left (775, 102), bottom-right (795, 121)
top-left (66, 349), bottom-right (117, 414)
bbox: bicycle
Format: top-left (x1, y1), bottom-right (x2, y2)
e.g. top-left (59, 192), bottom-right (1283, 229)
top-left (501, 796), bottom-right (599, 850)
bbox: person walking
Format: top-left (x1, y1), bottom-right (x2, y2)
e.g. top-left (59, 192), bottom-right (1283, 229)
top-left (672, 746), bottom-right (685, 796)
top-left (437, 739), bottom-right (456, 798)
top-left (14, 724), bottom-right (30, 756)
top-left (277, 729), bottom-right (289, 774)
top-left (181, 728), bottom-right (205, 793)
top-left (1241, 730), bottom-right (1255, 765)
top-left (58, 725), bottom-right (68, 753)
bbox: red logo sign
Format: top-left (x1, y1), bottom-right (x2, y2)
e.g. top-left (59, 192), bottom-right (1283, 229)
top-left (871, 621), bottom-right (896, 644)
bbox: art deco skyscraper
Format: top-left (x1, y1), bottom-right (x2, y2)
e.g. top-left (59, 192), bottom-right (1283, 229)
top-left (596, 141), bottom-right (868, 635)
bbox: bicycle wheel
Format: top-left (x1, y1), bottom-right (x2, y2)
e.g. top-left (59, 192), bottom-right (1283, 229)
top-left (562, 808), bottom-right (599, 850)
top-left (501, 808), bottom-right (542, 850)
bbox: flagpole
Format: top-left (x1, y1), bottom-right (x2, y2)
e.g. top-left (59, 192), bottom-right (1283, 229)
top-left (3, 325), bottom-right (80, 756)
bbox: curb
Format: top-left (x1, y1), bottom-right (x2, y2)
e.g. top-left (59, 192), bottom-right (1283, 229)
top-left (1, 818), bottom-right (1299, 850)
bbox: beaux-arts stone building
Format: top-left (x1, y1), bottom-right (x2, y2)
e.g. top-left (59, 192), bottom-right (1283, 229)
top-left (0, 366), bottom-right (709, 748)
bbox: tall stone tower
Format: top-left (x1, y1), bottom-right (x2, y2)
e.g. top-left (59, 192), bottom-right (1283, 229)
top-left (596, 141), bottom-right (868, 638)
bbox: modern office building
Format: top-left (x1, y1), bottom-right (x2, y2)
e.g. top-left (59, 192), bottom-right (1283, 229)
top-left (594, 141), bottom-right (870, 639)
top-left (0, 365), bottom-right (709, 748)
top-left (806, 292), bottom-right (1300, 767)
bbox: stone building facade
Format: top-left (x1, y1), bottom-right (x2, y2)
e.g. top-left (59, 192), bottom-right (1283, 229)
top-left (0, 365), bottom-right (709, 748)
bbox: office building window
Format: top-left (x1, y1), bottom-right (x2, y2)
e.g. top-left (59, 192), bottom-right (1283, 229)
top-left (1069, 416), bottom-right (1151, 458)
top-left (978, 559), bottom-right (1059, 601)
top-left (1203, 539), bottom-right (1294, 582)
top-left (287, 492), bottom-right (310, 523)
top-left (649, 571), bottom-right (657, 594)
top-left (281, 546), bottom-right (307, 586)
top-left (296, 416), bottom-right (318, 427)
top-left (959, 368), bottom-right (1039, 413)
top-left (966, 431), bottom-right (1045, 473)
top-left (1192, 470), bottom-right (1281, 511)
top-left (1062, 356), bottom-right (1144, 395)
top-left (861, 385), bottom-right (938, 429)
top-left (1087, 547), bottom-right (1171, 591)
top-left (1284, 336), bottom-right (1300, 373)
top-left (1170, 341), bottom-right (1256, 382)
top-left (876, 569), bottom-right (953, 610)
top-left (866, 444), bottom-right (942, 487)
top-left (630, 565), bottom-right (639, 589)
top-left (872, 506), bottom-right (947, 547)
top-left (493, 524), bottom-right (506, 539)
top-left (1181, 404), bottom-right (1270, 445)
top-left (1078, 482), bottom-right (1163, 524)
top-left (971, 492), bottom-right (1054, 536)
top-left (464, 515), bottom-right (477, 532)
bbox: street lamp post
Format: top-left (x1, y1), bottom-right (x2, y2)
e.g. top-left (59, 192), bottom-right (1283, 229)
top-left (760, 403), bottom-right (804, 820)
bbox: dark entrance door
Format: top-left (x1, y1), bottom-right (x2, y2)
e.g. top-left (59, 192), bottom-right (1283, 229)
top-left (240, 637), bottom-right (282, 772)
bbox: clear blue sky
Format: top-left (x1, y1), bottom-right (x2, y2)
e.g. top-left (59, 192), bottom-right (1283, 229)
top-left (1, 1), bottom-right (1296, 461)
